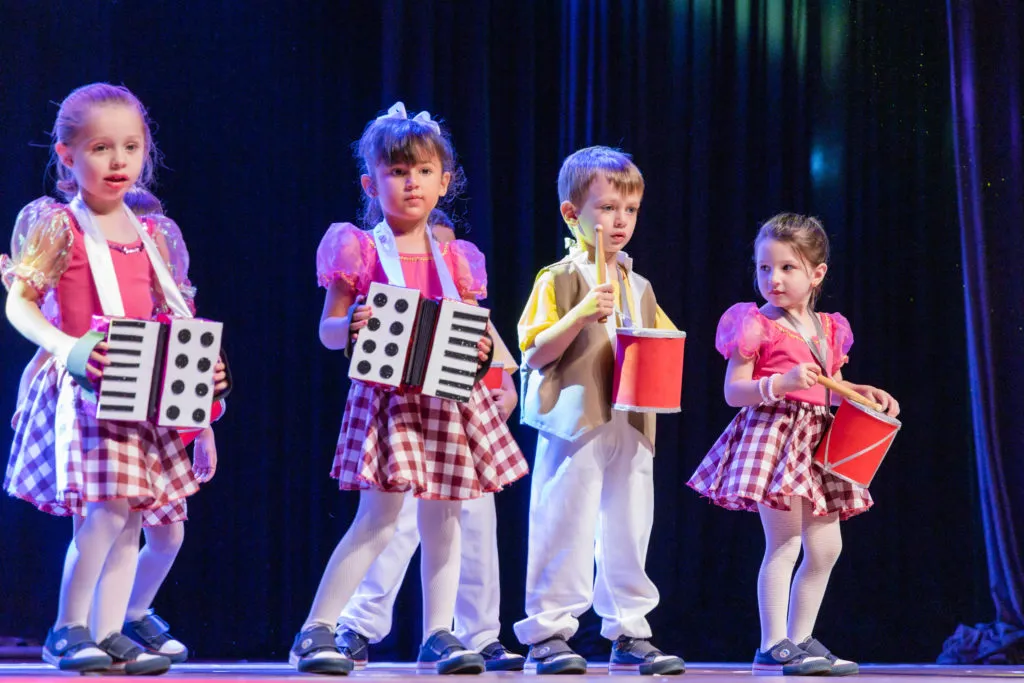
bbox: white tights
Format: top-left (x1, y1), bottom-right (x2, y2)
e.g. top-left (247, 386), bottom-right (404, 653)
top-left (60, 500), bottom-right (143, 641)
top-left (304, 490), bottom-right (463, 643)
top-left (757, 499), bottom-right (843, 650)
top-left (126, 522), bottom-right (186, 621)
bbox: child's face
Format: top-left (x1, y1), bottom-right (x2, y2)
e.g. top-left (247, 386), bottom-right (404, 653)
top-left (563, 175), bottom-right (641, 258)
top-left (756, 238), bottom-right (827, 310)
top-left (363, 155), bottom-right (451, 228)
top-left (56, 104), bottom-right (146, 211)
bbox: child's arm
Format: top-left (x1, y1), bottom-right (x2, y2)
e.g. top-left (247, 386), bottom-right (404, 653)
top-left (723, 351), bottom-right (821, 407)
top-left (523, 282), bottom-right (614, 370)
top-left (6, 280), bottom-right (108, 379)
top-left (831, 370), bottom-right (900, 417)
top-left (490, 369), bottom-right (518, 422)
top-left (318, 280), bottom-right (372, 351)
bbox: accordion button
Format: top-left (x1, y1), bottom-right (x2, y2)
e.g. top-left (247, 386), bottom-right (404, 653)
top-left (385, 343), bottom-right (399, 357)
top-left (380, 366), bottom-right (394, 379)
top-left (196, 384), bottom-right (209, 397)
top-left (357, 361), bottom-right (372, 375)
top-left (389, 322), bottom-right (404, 335)
top-left (171, 380), bottom-right (185, 395)
top-left (368, 318), bottom-right (381, 332)
top-left (200, 332), bottom-right (215, 347)
top-left (197, 358), bottom-right (212, 373)
top-left (395, 299), bottom-right (409, 313)
top-left (362, 340), bottom-right (377, 353)
top-left (175, 354), bottom-right (189, 369)
top-left (373, 293), bottom-right (388, 307)
top-left (178, 329), bottom-right (192, 344)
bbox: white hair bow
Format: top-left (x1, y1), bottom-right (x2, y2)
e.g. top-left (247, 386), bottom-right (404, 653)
top-left (376, 101), bottom-right (441, 134)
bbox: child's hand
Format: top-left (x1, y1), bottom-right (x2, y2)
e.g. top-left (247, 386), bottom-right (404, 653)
top-left (192, 427), bottom-right (218, 483)
top-left (490, 386), bottom-right (515, 421)
top-left (859, 386), bottom-right (900, 417)
top-left (348, 295), bottom-right (373, 343)
top-left (213, 359), bottom-right (229, 394)
top-left (779, 362), bottom-right (820, 394)
top-left (477, 335), bottom-right (493, 363)
top-left (85, 341), bottom-right (110, 382)
top-left (573, 283), bottom-right (615, 325)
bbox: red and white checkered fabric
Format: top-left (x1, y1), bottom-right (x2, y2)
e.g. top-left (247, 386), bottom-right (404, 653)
top-left (5, 357), bottom-right (199, 516)
top-left (141, 500), bottom-right (188, 527)
top-left (333, 381), bottom-right (527, 501)
top-left (687, 400), bottom-right (872, 520)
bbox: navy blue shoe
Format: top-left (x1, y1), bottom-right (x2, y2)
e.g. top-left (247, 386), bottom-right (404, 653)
top-left (479, 640), bottom-right (526, 672)
top-left (97, 632), bottom-right (172, 675)
top-left (289, 625), bottom-right (354, 675)
top-left (525, 637), bottom-right (588, 675)
top-left (609, 636), bottom-right (685, 676)
top-left (123, 610), bottom-right (189, 663)
top-left (417, 629), bottom-right (485, 675)
top-left (334, 629), bottom-right (369, 669)
top-left (752, 639), bottom-right (831, 676)
top-left (798, 637), bottom-right (859, 676)
top-left (42, 625), bottom-right (112, 673)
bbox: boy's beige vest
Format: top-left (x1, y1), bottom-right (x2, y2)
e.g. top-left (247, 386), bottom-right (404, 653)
top-left (520, 253), bottom-right (659, 446)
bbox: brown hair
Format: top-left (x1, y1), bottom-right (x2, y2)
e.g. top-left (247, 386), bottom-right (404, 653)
top-left (50, 83), bottom-right (159, 200)
top-left (557, 146), bottom-right (644, 206)
top-left (355, 110), bottom-right (465, 226)
top-left (754, 213), bottom-right (831, 308)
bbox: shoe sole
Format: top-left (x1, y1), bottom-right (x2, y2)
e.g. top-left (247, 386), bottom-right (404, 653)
top-left (289, 652), bottom-right (354, 675)
top-left (119, 658), bottom-right (173, 676)
top-left (825, 663), bottom-right (859, 676)
top-left (525, 657), bottom-right (588, 675)
top-left (43, 650), bottom-right (113, 673)
top-left (752, 660), bottom-right (833, 676)
top-left (609, 660), bottom-right (686, 676)
top-left (485, 658), bottom-right (526, 672)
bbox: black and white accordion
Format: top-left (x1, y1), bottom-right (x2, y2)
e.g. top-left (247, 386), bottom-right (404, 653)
top-left (71, 316), bottom-right (225, 429)
top-left (348, 282), bottom-right (490, 402)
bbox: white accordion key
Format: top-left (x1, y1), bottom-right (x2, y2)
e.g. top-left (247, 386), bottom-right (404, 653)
top-left (96, 319), bottom-right (163, 422)
top-left (421, 299), bottom-right (490, 403)
top-left (349, 282), bottom-right (421, 389)
top-left (156, 319), bottom-right (224, 429)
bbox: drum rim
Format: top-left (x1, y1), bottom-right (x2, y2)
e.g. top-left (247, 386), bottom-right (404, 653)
top-left (614, 327), bottom-right (687, 339)
top-left (612, 403), bottom-right (682, 414)
top-left (842, 397), bottom-right (902, 427)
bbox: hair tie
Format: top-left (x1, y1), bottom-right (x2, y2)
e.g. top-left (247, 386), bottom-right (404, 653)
top-left (376, 101), bottom-right (441, 135)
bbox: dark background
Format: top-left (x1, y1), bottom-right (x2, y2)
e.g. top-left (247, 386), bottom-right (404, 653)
top-left (0, 0), bottom-right (989, 663)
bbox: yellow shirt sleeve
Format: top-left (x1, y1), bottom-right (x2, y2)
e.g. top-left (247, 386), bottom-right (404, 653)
top-left (518, 271), bottom-right (559, 352)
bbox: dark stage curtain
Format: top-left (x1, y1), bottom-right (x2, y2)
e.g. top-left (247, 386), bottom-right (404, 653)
top-left (941, 0), bottom-right (1024, 665)
top-left (0, 1), bottom-right (986, 662)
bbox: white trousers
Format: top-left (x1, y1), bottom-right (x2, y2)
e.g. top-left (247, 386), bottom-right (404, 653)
top-left (513, 411), bottom-right (659, 645)
top-left (338, 491), bottom-right (501, 650)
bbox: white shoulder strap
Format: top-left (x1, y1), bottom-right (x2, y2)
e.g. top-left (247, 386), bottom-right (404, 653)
top-left (372, 220), bottom-right (461, 300)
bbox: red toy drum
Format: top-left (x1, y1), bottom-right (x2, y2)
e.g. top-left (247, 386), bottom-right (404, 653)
top-left (813, 398), bottom-right (901, 487)
top-left (611, 328), bottom-right (687, 413)
top-left (483, 362), bottom-right (505, 390)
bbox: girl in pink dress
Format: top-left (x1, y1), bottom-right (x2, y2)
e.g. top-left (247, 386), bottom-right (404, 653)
top-left (2, 83), bottom-right (225, 675)
top-left (687, 213), bottom-right (899, 677)
top-left (290, 103), bottom-right (527, 675)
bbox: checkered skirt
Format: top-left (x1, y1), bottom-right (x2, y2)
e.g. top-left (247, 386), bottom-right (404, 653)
top-left (687, 400), bottom-right (872, 520)
top-left (333, 381), bottom-right (528, 501)
top-left (6, 356), bottom-right (199, 517)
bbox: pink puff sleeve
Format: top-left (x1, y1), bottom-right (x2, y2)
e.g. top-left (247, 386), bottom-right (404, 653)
top-left (827, 312), bottom-right (854, 374)
top-left (447, 239), bottom-right (488, 300)
top-left (715, 302), bottom-right (766, 360)
top-left (316, 222), bottom-right (376, 296)
top-left (145, 214), bottom-right (197, 314)
top-left (1, 197), bottom-right (74, 297)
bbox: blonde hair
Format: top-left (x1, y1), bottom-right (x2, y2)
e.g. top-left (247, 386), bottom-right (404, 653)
top-left (50, 83), bottom-right (159, 200)
top-left (557, 146), bottom-right (644, 206)
top-left (754, 213), bottom-right (831, 308)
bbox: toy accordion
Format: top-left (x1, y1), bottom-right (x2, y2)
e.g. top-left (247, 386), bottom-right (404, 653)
top-left (348, 282), bottom-right (490, 402)
top-left (70, 316), bottom-right (225, 430)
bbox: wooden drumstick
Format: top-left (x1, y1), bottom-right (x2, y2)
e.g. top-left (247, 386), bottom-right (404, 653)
top-left (817, 374), bottom-right (884, 413)
top-left (595, 224), bottom-right (609, 323)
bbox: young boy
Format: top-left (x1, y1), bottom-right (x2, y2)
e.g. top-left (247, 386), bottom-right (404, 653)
top-left (514, 146), bottom-right (684, 676)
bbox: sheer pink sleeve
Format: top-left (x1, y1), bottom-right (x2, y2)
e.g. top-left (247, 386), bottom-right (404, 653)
top-left (316, 222), bottom-right (376, 295)
top-left (714, 302), bottom-right (765, 360)
top-left (145, 215), bottom-right (197, 314)
top-left (1, 197), bottom-right (74, 297)
top-left (447, 239), bottom-right (488, 300)
top-left (827, 312), bottom-right (854, 374)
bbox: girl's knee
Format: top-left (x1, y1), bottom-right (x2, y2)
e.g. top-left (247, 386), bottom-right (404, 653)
top-left (144, 522), bottom-right (185, 554)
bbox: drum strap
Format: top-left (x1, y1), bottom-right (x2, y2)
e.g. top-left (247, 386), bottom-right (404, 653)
top-left (778, 307), bottom-right (832, 409)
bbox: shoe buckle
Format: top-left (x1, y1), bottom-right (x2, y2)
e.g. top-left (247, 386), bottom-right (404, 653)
top-left (535, 646), bottom-right (550, 656)
top-left (55, 639), bottom-right (67, 651)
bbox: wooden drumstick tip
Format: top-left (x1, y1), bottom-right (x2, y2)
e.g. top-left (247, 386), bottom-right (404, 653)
top-left (595, 224), bottom-right (609, 323)
top-left (816, 374), bottom-right (884, 413)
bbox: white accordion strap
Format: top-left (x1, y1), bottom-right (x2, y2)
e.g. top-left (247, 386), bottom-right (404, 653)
top-left (372, 220), bottom-right (461, 300)
top-left (69, 195), bottom-right (193, 320)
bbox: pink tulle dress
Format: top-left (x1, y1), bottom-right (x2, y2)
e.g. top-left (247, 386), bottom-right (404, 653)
top-left (316, 223), bottom-right (527, 501)
top-left (686, 302), bottom-right (873, 520)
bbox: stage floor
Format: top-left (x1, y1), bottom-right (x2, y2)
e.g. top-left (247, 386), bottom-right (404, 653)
top-left (0, 662), bottom-right (1021, 681)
